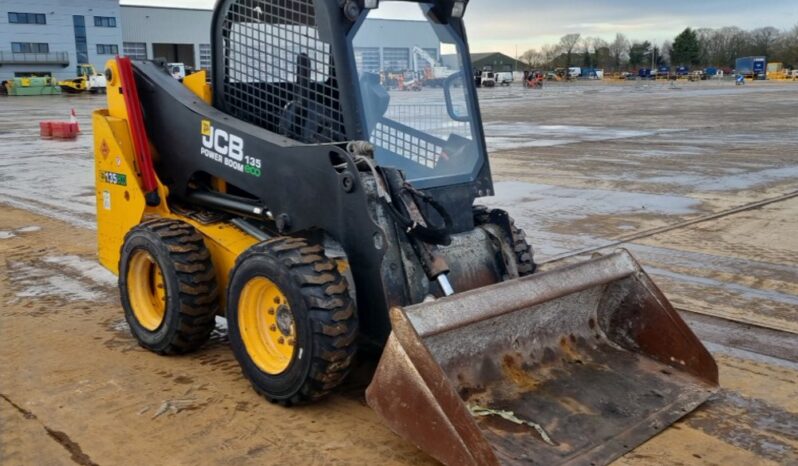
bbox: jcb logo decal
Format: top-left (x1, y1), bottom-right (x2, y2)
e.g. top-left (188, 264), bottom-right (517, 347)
top-left (200, 120), bottom-right (262, 178)
top-left (201, 120), bottom-right (244, 162)
top-left (201, 119), bottom-right (212, 137)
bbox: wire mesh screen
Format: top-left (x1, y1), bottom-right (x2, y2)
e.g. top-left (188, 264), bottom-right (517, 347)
top-left (220, 0), bottom-right (346, 143)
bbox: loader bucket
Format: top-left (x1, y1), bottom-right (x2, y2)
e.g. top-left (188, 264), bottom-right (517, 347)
top-left (366, 250), bottom-right (718, 466)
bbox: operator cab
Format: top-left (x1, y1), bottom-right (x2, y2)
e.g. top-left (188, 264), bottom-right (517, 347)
top-left (350, 2), bottom-right (485, 190)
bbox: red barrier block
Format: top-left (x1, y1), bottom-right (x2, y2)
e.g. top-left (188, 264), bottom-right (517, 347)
top-left (49, 121), bottom-right (78, 139)
top-left (40, 121), bottom-right (53, 138)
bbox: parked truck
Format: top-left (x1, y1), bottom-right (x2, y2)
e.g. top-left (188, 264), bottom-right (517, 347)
top-left (736, 56), bottom-right (767, 80)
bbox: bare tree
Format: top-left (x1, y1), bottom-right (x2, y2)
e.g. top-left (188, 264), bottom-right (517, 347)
top-left (661, 40), bottom-right (673, 65)
top-left (580, 36), bottom-right (595, 67)
top-left (515, 22), bottom-right (798, 72)
top-left (777, 23), bottom-right (798, 65)
top-left (608, 33), bottom-right (630, 70)
top-left (520, 48), bottom-right (544, 68)
top-left (591, 38), bottom-right (610, 68)
top-left (697, 27), bottom-right (750, 67)
top-left (541, 44), bottom-right (561, 66)
top-left (751, 26), bottom-right (781, 57)
top-left (558, 33), bottom-right (582, 66)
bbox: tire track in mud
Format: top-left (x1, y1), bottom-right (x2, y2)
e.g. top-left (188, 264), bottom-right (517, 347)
top-left (0, 394), bottom-right (99, 466)
top-left (543, 189), bottom-right (798, 264)
top-left (685, 389), bottom-right (798, 464)
top-left (0, 190), bottom-right (95, 230)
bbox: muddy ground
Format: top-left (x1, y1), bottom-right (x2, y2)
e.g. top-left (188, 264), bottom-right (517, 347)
top-left (1, 80), bottom-right (797, 465)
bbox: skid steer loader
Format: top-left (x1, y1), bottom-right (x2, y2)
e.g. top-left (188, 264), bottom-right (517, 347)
top-left (92, 1), bottom-right (718, 464)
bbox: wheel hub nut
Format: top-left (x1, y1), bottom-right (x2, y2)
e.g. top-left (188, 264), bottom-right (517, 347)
top-left (275, 305), bottom-right (293, 336)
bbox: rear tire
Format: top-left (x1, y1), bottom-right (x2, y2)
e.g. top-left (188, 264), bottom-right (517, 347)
top-left (227, 237), bottom-right (357, 405)
top-left (119, 219), bottom-right (218, 354)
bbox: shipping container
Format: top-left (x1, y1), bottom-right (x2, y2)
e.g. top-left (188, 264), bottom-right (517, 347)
top-left (735, 56), bottom-right (767, 79)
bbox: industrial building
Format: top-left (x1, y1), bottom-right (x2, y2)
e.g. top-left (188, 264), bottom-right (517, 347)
top-left (469, 52), bottom-right (525, 72)
top-left (120, 5), bottom-right (213, 71)
top-left (0, 0), bottom-right (122, 81)
top-left (443, 51), bottom-right (526, 72)
top-left (2, 3), bottom-right (441, 81)
top-left (352, 18), bottom-right (441, 73)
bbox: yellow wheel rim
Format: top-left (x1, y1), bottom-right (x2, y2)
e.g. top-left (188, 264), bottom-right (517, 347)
top-left (127, 250), bottom-right (167, 331)
top-left (238, 277), bottom-right (296, 375)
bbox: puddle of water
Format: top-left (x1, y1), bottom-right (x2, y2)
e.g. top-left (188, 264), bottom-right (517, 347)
top-left (485, 181), bottom-right (700, 223)
top-left (0, 225), bottom-right (41, 240)
top-left (478, 182), bottom-right (701, 260)
top-left (7, 255), bottom-right (114, 303)
top-left (9, 261), bottom-right (105, 302)
top-left (112, 320), bottom-right (130, 332)
top-left (484, 122), bottom-right (658, 151)
top-left (43, 255), bottom-right (116, 287)
top-left (643, 166), bottom-right (798, 192)
top-left (0, 150), bottom-right (95, 229)
top-left (647, 266), bottom-right (798, 307)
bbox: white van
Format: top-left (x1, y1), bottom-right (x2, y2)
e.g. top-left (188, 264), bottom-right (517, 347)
top-left (495, 72), bottom-right (513, 86)
top-left (167, 63), bottom-right (187, 80)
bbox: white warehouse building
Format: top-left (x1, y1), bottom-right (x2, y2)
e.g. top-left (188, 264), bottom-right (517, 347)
top-left (120, 5), bottom-right (213, 71)
top-left (1, 2), bottom-right (440, 81)
top-left (352, 19), bottom-right (441, 73)
top-left (0, 0), bottom-right (122, 81)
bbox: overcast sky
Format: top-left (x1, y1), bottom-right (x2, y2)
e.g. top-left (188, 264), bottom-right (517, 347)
top-left (122, 0), bottom-right (798, 56)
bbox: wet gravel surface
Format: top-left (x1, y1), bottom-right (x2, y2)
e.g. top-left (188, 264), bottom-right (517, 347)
top-left (1, 81), bottom-right (797, 465)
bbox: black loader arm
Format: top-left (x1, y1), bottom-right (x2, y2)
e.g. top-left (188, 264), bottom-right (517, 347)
top-left (132, 60), bottom-right (398, 339)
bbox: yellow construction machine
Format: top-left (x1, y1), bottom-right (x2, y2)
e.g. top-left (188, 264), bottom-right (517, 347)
top-left (93, 1), bottom-right (718, 464)
top-left (59, 64), bottom-right (107, 94)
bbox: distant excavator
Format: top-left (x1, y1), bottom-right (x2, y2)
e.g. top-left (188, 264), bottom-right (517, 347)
top-left (92, 1), bottom-right (718, 464)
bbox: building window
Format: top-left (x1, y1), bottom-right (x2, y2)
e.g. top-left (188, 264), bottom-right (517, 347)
top-left (423, 48), bottom-right (439, 63)
top-left (354, 47), bottom-right (380, 73)
top-left (383, 47), bottom-right (410, 72)
top-left (15, 71), bottom-right (52, 77)
top-left (97, 44), bottom-right (119, 55)
top-left (73, 16), bottom-right (89, 65)
top-left (93, 16), bottom-right (117, 28)
top-left (8, 12), bottom-right (46, 24)
top-left (123, 42), bottom-right (147, 60)
top-left (11, 42), bottom-right (50, 53)
top-left (199, 44), bottom-right (212, 71)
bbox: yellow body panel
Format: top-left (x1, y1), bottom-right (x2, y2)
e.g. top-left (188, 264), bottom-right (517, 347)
top-left (94, 60), bottom-right (259, 313)
top-left (183, 70), bottom-right (212, 104)
top-left (93, 110), bottom-right (151, 275)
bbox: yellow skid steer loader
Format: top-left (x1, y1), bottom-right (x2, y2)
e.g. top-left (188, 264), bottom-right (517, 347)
top-left (92, 1), bottom-right (717, 464)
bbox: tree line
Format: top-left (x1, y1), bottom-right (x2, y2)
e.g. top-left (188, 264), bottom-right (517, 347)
top-left (520, 24), bottom-right (798, 71)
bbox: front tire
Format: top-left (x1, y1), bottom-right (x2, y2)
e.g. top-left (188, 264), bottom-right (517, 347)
top-left (474, 207), bottom-right (537, 276)
top-left (227, 237), bottom-right (357, 405)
